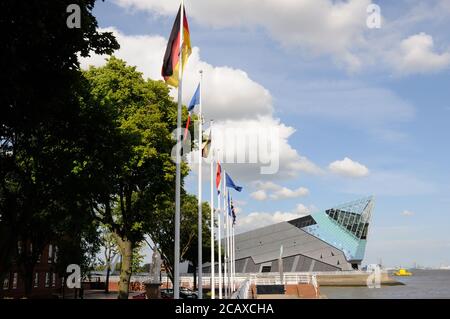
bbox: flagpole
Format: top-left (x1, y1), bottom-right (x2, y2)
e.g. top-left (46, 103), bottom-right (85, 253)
top-left (226, 187), bottom-right (231, 297)
top-left (231, 219), bottom-right (234, 292)
top-left (227, 208), bottom-right (233, 298)
top-left (174, 0), bottom-right (184, 300)
top-left (217, 159), bottom-right (222, 299)
top-left (232, 221), bottom-right (236, 291)
top-left (210, 121), bottom-right (215, 299)
top-left (197, 70), bottom-right (203, 299)
top-left (223, 170), bottom-right (228, 298)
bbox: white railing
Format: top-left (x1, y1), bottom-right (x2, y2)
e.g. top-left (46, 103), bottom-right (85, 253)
top-left (248, 272), bottom-right (312, 285)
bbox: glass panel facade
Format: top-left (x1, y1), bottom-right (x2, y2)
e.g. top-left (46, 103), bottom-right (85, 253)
top-left (302, 197), bottom-right (374, 262)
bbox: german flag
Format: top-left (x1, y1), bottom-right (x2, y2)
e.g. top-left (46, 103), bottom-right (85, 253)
top-left (161, 5), bottom-right (192, 87)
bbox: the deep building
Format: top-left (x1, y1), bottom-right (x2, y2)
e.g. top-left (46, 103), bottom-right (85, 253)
top-left (229, 197), bottom-right (374, 273)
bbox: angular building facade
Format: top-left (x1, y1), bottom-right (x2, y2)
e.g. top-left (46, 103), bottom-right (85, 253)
top-left (231, 197), bottom-right (374, 273)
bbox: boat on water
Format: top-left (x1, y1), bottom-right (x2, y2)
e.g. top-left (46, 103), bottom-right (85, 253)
top-left (394, 268), bottom-right (412, 276)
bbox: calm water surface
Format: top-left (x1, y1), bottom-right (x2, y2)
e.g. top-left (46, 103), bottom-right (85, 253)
top-left (320, 270), bottom-right (450, 299)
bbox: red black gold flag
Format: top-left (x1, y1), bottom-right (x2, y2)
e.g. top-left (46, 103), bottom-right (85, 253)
top-left (161, 5), bottom-right (192, 87)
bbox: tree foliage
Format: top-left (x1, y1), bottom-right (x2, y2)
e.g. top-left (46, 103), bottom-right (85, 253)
top-left (0, 0), bottom-right (118, 294)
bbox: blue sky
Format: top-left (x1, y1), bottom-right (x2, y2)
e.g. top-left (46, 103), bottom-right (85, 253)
top-left (87, 0), bottom-right (450, 267)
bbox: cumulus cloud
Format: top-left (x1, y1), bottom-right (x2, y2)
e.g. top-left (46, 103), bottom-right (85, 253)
top-left (80, 27), bottom-right (272, 121)
top-left (235, 204), bottom-right (315, 234)
top-left (328, 157), bottom-right (369, 177)
top-left (115, 0), bottom-right (450, 75)
top-left (293, 203), bottom-right (315, 215)
top-left (80, 27), bottom-right (319, 182)
top-left (389, 33), bottom-right (450, 75)
top-left (115, 0), bottom-right (371, 71)
top-left (270, 187), bottom-right (309, 200)
top-left (401, 210), bottom-right (415, 217)
top-left (250, 190), bottom-right (267, 201)
top-left (250, 181), bottom-right (309, 201)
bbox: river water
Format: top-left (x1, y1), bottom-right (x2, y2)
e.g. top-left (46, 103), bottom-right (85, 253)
top-left (320, 270), bottom-right (450, 299)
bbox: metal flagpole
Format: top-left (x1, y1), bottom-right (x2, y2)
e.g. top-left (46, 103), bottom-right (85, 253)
top-left (197, 70), bottom-right (203, 299)
top-left (228, 207), bottom-right (231, 296)
top-left (232, 221), bottom-right (235, 292)
top-left (223, 170), bottom-right (228, 298)
top-left (217, 159), bottom-right (222, 299)
top-left (174, 0), bottom-right (184, 300)
top-left (209, 121), bottom-right (215, 299)
top-left (226, 187), bottom-right (231, 297)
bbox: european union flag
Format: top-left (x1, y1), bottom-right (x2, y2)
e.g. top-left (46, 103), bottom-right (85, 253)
top-left (225, 173), bottom-right (242, 192)
top-left (188, 83), bottom-right (200, 112)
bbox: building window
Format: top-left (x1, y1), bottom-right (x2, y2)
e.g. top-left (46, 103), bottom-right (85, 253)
top-left (52, 273), bottom-right (56, 288)
top-left (12, 273), bottom-right (18, 289)
top-left (34, 273), bottom-right (39, 288)
top-left (45, 273), bottom-right (50, 288)
top-left (48, 244), bottom-right (53, 263)
top-left (3, 276), bottom-right (9, 290)
top-left (261, 266), bottom-right (271, 273)
top-left (54, 246), bottom-right (58, 263)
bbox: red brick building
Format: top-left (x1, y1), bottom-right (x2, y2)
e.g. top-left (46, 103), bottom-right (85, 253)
top-left (1, 242), bottom-right (63, 298)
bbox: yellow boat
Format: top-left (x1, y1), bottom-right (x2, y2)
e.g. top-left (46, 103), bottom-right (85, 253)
top-left (394, 268), bottom-right (412, 276)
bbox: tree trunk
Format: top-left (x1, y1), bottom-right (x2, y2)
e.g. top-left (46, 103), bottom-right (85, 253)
top-left (115, 235), bottom-right (133, 299)
top-left (105, 265), bottom-right (111, 294)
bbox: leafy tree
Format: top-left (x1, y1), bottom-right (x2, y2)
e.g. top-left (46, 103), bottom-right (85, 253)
top-left (83, 57), bottom-right (191, 299)
top-left (0, 0), bottom-right (119, 295)
top-left (148, 193), bottom-right (212, 287)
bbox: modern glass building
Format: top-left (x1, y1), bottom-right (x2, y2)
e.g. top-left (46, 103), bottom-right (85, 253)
top-left (229, 197), bottom-right (374, 273)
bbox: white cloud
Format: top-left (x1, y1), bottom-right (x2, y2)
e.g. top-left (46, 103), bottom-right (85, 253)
top-left (114, 0), bottom-right (371, 71)
top-left (235, 204), bottom-right (314, 234)
top-left (115, 0), bottom-right (450, 74)
top-left (254, 181), bottom-right (283, 191)
top-left (401, 210), bottom-right (415, 217)
top-left (293, 203), bottom-right (315, 215)
top-left (270, 187), bottom-right (309, 200)
top-left (80, 27), bottom-right (319, 182)
top-left (251, 181), bottom-right (309, 200)
top-left (80, 27), bottom-right (272, 121)
top-left (250, 190), bottom-right (267, 201)
top-left (328, 157), bottom-right (369, 178)
top-left (389, 33), bottom-right (450, 75)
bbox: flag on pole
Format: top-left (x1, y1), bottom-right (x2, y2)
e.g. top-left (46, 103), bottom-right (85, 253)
top-left (225, 172), bottom-right (243, 192)
top-left (202, 129), bottom-right (211, 158)
top-left (161, 5), bottom-right (192, 87)
top-left (227, 191), bottom-right (232, 217)
top-left (183, 83), bottom-right (200, 141)
top-left (216, 161), bottom-right (222, 194)
top-left (231, 198), bottom-right (237, 225)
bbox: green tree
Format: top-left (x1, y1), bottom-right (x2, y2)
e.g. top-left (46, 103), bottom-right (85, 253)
top-left (83, 57), bottom-right (191, 299)
top-left (148, 193), bottom-right (212, 287)
top-left (0, 0), bottom-right (118, 295)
